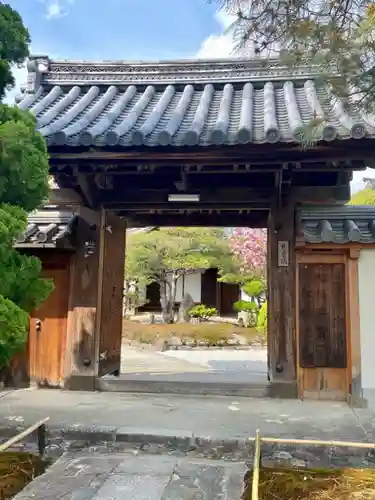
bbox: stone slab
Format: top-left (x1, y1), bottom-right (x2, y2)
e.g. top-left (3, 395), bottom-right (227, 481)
top-left (13, 453), bottom-right (247, 500)
top-left (91, 474), bottom-right (171, 500)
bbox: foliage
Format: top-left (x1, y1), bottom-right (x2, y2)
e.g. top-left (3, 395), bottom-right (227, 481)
top-left (126, 227), bottom-right (234, 322)
top-left (0, 3), bottom-right (51, 371)
top-left (0, 295), bottom-right (28, 367)
top-left (233, 299), bottom-right (259, 326)
top-left (348, 187), bottom-right (375, 205)
top-left (0, 452), bottom-right (49, 499)
top-left (231, 228), bottom-right (267, 276)
top-left (0, 2), bottom-right (30, 99)
top-left (244, 467), bottom-right (375, 500)
top-left (189, 304), bottom-right (217, 321)
top-left (233, 299), bottom-right (258, 313)
top-left (220, 228), bottom-right (267, 285)
top-left (257, 301), bottom-right (268, 331)
top-left (242, 279), bottom-right (265, 298)
top-left (212, 0), bottom-right (375, 143)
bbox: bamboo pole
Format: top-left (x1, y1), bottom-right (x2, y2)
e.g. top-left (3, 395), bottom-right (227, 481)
top-left (246, 436), bottom-right (375, 449)
top-left (0, 417), bottom-right (50, 453)
top-left (251, 429), bottom-right (261, 500)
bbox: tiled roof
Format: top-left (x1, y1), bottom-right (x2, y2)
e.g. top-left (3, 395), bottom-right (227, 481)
top-left (15, 207), bottom-right (77, 248)
top-left (298, 206), bottom-right (375, 244)
top-left (15, 55), bottom-right (374, 148)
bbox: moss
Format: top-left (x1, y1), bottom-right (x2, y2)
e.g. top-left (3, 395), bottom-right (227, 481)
top-left (0, 452), bottom-right (49, 499)
top-left (243, 467), bottom-right (375, 500)
top-left (122, 320), bottom-right (260, 346)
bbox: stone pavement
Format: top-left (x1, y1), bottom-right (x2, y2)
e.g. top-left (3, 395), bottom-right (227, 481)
top-left (4, 390), bottom-right (375, 499)
top-left (120, 345), bottom-right (210, 374)
top-left (14, 452), bottom-right (247, 500)
top-left (1, 389), bottom-right (375, 446)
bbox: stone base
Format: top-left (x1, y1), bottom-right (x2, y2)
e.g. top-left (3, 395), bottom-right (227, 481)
top-left (267, 381), bottom-right (298, 399)
top-left (353, 388), bottom-right (375, 410)
top-left (63, 374), bottom-right (96, 391)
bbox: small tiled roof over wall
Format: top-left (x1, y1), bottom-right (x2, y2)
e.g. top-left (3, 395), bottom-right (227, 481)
top-left (298, 206), bottom-right (375, 244)
top-left (14, 56), bottom-right (375, 148)
top-left (15, 206), bottom-right (77, 248)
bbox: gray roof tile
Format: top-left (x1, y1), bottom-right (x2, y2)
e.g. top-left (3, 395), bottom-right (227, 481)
top-left (16, 207), bottom-right (77, 248)
top-left (15, 55), bottom-right (375, 148)
top-left (298, 205), bottom-right (375, 244)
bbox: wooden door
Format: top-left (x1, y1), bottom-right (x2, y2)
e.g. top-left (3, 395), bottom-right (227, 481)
top-left (201, 268), bottom-right (218, 309)
top-left (220, 282), bottom-right (240, 316)
top-left (29, 267), bottom-right (69, 387)
top-left (298, 259), bottom-right (348, 400)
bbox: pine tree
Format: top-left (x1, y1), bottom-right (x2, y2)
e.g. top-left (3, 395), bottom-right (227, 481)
top-left (0, 2), bottom-right (52, 372)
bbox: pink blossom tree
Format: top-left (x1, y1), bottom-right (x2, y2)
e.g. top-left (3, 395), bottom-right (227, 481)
top-left (230, 228), bottom-right (267, 278)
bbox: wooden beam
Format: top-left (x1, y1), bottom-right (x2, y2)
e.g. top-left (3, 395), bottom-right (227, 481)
top-left (76, 174), bottom-right (100, 209)
top-left (48, 143), bottom-right (373, 166)
top-left (292, 185), bottom-right (350, 203)
top-left (101, 187), bottom-right (275, 205)
top-left (123, 211), bottom-right (268, 227)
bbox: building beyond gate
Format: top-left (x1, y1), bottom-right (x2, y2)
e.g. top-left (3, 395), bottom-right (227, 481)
top-left (9, 55), bottom-right (375, 406)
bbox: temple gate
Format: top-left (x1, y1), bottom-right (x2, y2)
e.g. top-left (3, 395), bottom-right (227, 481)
top-left (11, 55), bottom-right (375, 402)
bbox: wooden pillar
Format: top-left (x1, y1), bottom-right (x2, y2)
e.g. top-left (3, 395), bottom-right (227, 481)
top-left (267, 201), bottom-right (297, 394)
top-left (64, 208), bottom-right (125, 390)
top-left (94, 209), bottom-right (126, 378)
top-left (64, 208), bottom-right (101, 390)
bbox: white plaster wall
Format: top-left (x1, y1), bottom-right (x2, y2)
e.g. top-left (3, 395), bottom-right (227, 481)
top-left (174, 275), bottom-right (184, 302)
top-left (166, 271), bottom-right (202, 303)
top-left (358, 249), bottom-right (375, 408)
top-left (182, 272), bottom-right (202, 303)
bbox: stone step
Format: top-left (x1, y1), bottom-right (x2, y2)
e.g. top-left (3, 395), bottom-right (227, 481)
top-left (98, 376), bottom-right (272, 398)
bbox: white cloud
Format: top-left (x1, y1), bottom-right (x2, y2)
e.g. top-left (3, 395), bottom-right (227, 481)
top-left (42, 0), bottom-right (74, 20)
top-left (3, 64), bottom-right (28, 105)
top-left (196, 10), bottom-right (236, 59)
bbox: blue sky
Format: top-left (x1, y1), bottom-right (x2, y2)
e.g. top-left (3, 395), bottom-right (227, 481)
top-left (6, 0), bottom-right (369, 191)
top-left (9, 0), bottom-right (230, 60)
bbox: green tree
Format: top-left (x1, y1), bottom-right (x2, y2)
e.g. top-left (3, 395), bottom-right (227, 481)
top-left (348, 187), bottom-right (375, 205)
top-left (212, 0), bottom-right (375, 122)
top-left (0, 2), bottom-right (52, 373)
top-left (125, 227), bottom-right (234, 323)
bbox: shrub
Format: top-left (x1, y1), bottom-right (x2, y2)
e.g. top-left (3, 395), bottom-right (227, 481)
top-left (0, 296), bottom-right (29, 368)
top-left (242, 280), bottom-right (265, 298)
top-left (257, 301), bottom-right (267, 330)
top-left (189, 304), bottom-right (217, 321)
top-left (233, 300), bottom-right (258, 313)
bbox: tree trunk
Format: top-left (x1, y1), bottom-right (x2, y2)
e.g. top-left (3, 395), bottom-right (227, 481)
top-left (159, 274), bottom-right (178, 323)
top-left (159, 280), bottom-right (170, 323)
top-left (167, 275), bottom-right (178, 323)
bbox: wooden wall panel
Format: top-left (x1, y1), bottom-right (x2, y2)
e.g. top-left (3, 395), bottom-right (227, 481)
top-left (29, 266), bottom-right (70, 387)
top-left (299, 263), bottom-right (346, 368)
top-left (297, 255), bottom-right (349, 401)
top-left (7, 251), bottom-right (71, 388)
top-left (97, 211), bottom-right (126, 377)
